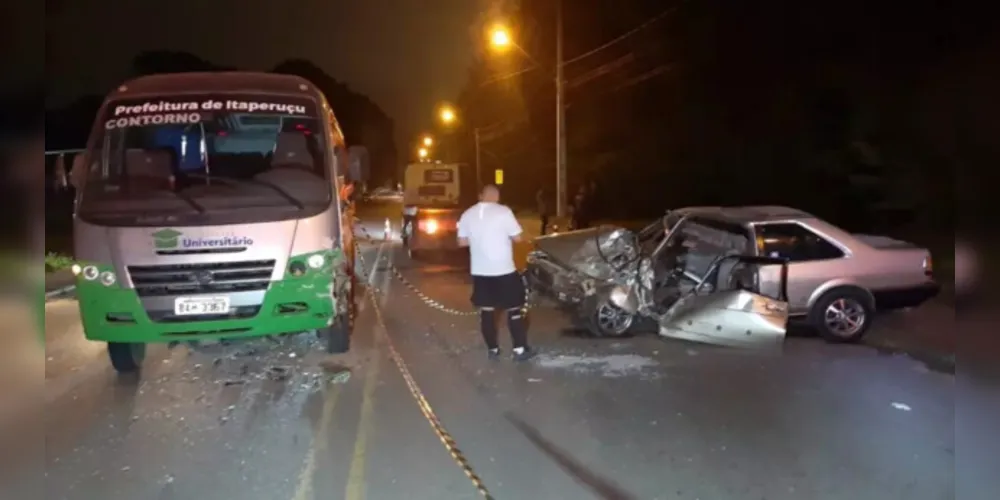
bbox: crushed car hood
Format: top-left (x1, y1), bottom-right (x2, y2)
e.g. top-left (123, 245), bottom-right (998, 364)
top-left (533, 227), bottom-right (636, 281)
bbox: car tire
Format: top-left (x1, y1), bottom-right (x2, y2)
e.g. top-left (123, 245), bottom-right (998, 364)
top-left (809, 288), bottom-right (875, 343)
top-left (581, 293), bottom-right (635, 337)
top-left (321, 312), bottom-right (351, 354)
top-left (107, 342), bottom-right (146, 373)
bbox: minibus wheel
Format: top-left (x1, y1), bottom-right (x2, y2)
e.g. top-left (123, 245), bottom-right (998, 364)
top-left (323, 313), bottom-right (350, 354)
top-left (107, 342), bottom-right (146, 373)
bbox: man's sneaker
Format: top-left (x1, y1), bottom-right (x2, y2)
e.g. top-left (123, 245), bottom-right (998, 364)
top-left (512, 346), bottom-right (537, 362)
top-left (487, 348), bottom-right (501, 360)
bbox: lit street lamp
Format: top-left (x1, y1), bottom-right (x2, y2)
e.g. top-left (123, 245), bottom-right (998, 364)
top-left (423, 136), bottom-right (433, 147)
top-left (486, 12), bottom-right (566, 217)
top-left (438, 106), bottom-right (456, 125)
top-left (490, 26), bottom-right (512, 50)
top-left (417, 147), bottom-right (428, 160)
top-left (437, 107), bottom-right (483, 189)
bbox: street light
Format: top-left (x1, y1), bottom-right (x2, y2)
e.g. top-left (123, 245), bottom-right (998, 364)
top-left (438, 106), bottom-right (456, 125)
top-left (485, 10), bottom-right (566, 217)
top-left (418, 147), bottom-right (428, 160)
top-left (423, 136), bottom-right (433, 147)
top-left (490, 26), bottom-right (512, 50)
top-left (436, 107), bottom-right (483, 188)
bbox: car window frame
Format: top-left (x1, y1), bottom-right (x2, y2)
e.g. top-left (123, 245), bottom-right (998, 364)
top-left (655, 215), bottom-right (754, 284)
top-left (751, 221), bottom-right (847, 263)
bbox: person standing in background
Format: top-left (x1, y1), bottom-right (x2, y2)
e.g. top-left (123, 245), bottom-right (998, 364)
top-left (585, 179), bottom-right (601, 227)
top-left (458, 185), bottom-right (536, 362)
top-left (535, 188), bottom-right (550, 235)
top-left (571, 185), bottom-right (588, 229)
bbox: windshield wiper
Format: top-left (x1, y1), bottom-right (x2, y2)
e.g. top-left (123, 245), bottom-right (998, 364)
top-left (166, 189), bottom-right (207, 214)
top-left (184, 174), bottom-right (305, 211)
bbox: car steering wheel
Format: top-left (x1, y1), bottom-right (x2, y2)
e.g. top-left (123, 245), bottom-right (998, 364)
top-left (595, 229), bottom-right (640, 272)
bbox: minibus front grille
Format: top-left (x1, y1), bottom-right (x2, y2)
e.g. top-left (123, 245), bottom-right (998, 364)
top-left (127, 260), bottom-right (275, 297)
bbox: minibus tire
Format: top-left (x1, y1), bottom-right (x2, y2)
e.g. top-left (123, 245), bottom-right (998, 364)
top-left (107, 342), bottom-right (146, 373)
top-left (323, 315), bottom-right (350, 354)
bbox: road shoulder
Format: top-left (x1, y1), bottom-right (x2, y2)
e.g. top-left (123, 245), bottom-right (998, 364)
top-left (45, 269), bottom-right (76, 298)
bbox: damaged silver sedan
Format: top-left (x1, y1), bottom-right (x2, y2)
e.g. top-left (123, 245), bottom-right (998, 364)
top-left (525, 212), bottom-right (791, 348)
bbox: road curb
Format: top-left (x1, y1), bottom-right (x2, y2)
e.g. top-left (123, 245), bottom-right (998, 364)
top-left (45, 285), bottom-right (76, 300)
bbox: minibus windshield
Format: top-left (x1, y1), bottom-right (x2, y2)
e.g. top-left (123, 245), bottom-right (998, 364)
top-left (79, 93), bottom-right (332, 225)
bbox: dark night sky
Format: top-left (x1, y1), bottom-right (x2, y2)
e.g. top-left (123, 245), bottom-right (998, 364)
top-left (47, 0), bottom-right (489, 147)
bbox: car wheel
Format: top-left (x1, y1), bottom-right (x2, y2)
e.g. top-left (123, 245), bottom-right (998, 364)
top-left (107, 342), bottom-right (146, 373)
top-left (582, 294), bottom-right (635, 337)
top-left (809, 288), bottom-right (874, 343)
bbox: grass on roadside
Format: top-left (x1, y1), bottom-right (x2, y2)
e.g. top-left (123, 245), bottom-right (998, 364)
top-left (45, 253), bottom-right (75, 274)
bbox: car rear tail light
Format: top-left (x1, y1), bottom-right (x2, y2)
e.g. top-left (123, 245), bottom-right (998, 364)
top-left (923, 254), bottom-right (933, 277)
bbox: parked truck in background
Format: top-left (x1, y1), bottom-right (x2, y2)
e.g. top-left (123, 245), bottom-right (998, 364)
top-left (401, 162), bottom-right (475, 259)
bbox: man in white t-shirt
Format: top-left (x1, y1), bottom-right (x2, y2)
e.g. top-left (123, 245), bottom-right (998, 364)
top-left (458, 185), bottom-right (535, 361)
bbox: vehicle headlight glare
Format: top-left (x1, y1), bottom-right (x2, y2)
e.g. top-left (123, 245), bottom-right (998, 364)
top-left (99, 271), bottom-right (116, 286)
top-left (307, 254), bottom-right (325, 269)
top-left (82, 266), bottom-right (99, 281)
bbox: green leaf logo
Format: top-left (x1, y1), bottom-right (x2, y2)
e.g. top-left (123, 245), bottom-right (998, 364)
top-left (152, 229), bottom-right (182, 249)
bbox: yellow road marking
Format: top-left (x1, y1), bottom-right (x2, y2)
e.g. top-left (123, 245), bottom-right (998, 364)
top-left (344, 342), bottom-right (381, 500)
top-left (293, 236), bottom-right (388, 500)
top-left (291, 382), bottom-right (342, 500)
top-left (344, 240), bottom-right (391, 499)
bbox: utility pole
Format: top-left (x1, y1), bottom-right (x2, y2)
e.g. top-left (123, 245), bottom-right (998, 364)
top-left (474, 127), bottom-right (482, 188)
top-left (555, 0), bottom-right (567, 218)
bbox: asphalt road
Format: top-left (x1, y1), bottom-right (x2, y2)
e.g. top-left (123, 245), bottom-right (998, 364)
top-left (24, 204), bottom-right (971, 500)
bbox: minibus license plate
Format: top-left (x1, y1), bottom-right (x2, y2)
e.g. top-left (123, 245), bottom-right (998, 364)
top-left (175, 296), bottom-right (231, 316)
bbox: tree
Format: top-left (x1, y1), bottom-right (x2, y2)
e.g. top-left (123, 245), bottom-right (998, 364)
top-left (455, 0), bottom-right (962, 230)
top-left (272, 59), bottom-right (397, 185)
top-left (131, 50), bottom-right (230, 76)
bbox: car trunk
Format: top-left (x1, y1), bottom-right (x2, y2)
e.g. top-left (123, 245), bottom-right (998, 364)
top-left (852, 234), bottom-right (918, 250)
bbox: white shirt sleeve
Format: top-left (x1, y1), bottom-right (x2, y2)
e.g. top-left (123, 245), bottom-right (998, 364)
top-left (504, 207), bottom-right (523, 237)
top-left (457, 210), bottom-right (470, 238)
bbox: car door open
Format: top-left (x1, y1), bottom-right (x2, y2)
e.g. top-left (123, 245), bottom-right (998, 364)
top-left (658, 255), bottom-right (790, 349)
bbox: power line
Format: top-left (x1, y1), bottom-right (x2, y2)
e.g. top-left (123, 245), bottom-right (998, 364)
top-left (566, 63), bottom-right (675, 108)
top-left (565, 53), bottom-right (635, 89)
top-left (564, 2), bottom-right (685, 65)
top-left (477, 1), bottom-right (686, 87)
top-left (611, 64), bottom-right (674, 93)
top-left (480, 65), bottom-right (539, 86)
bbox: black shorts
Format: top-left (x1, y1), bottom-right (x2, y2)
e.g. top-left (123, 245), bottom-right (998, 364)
top-left (471, 272), bottom-right (526, 310)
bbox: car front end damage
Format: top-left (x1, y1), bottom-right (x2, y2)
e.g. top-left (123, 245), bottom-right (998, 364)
top-left (525, 223), bottom-right (791, 348)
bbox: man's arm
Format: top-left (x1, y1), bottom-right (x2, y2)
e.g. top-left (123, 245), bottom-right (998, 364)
top-left (505, 208), bottom-right (523, 243)
top-left (457, 213), bottom-right (470, 247)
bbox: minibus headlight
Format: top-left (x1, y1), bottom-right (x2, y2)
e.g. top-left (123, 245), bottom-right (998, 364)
top-left (82, 266), bottom-right (99, 281)
top-left (99, 271), bottom-right (117, 286)
top-left (307, 254), bottom-right (325, 269)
